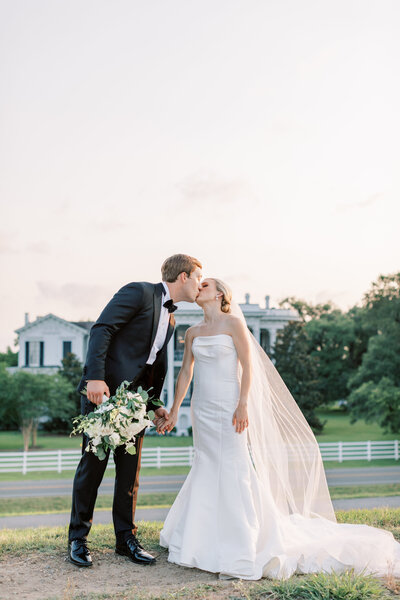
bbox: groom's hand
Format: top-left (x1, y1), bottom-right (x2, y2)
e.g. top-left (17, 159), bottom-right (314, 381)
top-left (160, 409), bottom-right (178, 434)
top-left (87, 380), bottom-right (110, 405)
top-left (153, 407), bottom-right (169, 434)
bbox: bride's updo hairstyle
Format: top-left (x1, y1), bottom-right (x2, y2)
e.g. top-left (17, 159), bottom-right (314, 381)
top-left (212, 278), bottom-right (232, 313)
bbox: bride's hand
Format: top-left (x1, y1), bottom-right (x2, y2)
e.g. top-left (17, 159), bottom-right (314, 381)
top-left (161, 409), bottom-right (178, 434)
top-left (154, 416), bottom-right (167, 434)
top-left (232, 403), bottom-right (249, 434)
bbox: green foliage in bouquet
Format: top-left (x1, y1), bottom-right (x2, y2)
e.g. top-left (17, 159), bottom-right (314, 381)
top-left (71, 380), bottom-right (163, 460)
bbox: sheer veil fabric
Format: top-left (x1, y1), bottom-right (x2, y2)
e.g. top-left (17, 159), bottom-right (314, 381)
top-left (230, 300), bottom-right (335, 523)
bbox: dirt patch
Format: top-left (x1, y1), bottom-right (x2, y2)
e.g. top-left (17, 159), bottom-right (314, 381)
top-left (1, 549), bottom-right (398, 600)
top-left (0, 547), bottom-right (243, 600)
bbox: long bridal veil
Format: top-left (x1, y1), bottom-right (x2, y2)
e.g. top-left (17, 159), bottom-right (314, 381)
top-left (230, 300), bottom-right (400, 579)
top-left (230, 301), bottom-right (336, 522)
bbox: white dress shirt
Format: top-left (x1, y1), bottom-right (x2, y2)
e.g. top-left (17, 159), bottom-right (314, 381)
top-left (146, 282), bottom-right (172, 365)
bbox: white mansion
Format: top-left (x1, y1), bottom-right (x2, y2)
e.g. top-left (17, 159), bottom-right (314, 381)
top-left (14, 294), bottom-right (299, 435)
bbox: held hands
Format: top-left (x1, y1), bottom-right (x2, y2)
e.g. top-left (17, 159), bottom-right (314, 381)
top-left (87, 380), bottom-right (110, 405)
top-left (153, 407), bottom-right (170, 435)
top-left (158, 409), bottom-right (178, 435)
top-left (232, 401), bottom-right (249, 434)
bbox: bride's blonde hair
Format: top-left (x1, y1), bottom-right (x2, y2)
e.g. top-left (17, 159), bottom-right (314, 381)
top-left (212, 278), bottom-right (232, 314)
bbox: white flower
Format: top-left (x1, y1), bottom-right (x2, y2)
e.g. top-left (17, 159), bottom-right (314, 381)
top-left (85, 421), bottom-right (103, 438)
top-left (96, 403), bottom-right (113, 414)
top-left (101, 425), bottom-right (114, 436)
top-left (72, 383), bottom-right (160, 459)
top-left (109, 432), bottom-right (120, 446)
top-left (135, 403), bottom-right (147, 419)
top-left (124, 419), bottom-right (149, 439)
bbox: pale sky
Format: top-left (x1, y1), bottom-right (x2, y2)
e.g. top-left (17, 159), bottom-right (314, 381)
top-left (1, 0), bottom-right (399, 351)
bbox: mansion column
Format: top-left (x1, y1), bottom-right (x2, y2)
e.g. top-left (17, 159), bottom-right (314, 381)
top-left (269, 328), bottom-right (278, 351)
top-left (251, 323), bottom-right (260, 343)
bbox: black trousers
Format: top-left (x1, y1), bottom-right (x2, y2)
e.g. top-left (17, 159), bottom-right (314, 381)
top-left (68, 368), bottom-right (155, 543)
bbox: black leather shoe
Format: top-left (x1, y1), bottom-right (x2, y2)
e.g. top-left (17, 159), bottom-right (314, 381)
top-left (68, 538), bottom-right (92, 567)
top-left (115, 535), bottom-right (156, 565)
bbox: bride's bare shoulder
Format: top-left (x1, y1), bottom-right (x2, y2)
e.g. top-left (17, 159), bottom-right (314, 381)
top-left (224, 314), bottom-right (247, 334)
top-left (224, 313), bottom-right (244, 326)
top-left (185, 324), bottom-right (204, 340)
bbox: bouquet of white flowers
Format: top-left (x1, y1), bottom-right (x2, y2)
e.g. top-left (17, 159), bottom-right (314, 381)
top-left (71, 380), bottom-right (162, 460)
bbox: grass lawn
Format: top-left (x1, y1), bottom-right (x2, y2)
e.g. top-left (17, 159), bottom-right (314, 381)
top-left (315, 409), bottom-right (398, 442)
top-left (323, 459), bottom-right (399, 469)
top-left (0, 430), bottom-right (193, 452)
top-left (0, 492), bottom-right (178, 517)
top-left (2, 509), bottom-right (398, 549)
top-left (1, 484), bottom-right (400, 518)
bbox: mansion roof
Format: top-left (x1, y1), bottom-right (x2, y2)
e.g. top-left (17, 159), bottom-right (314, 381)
top-left (15, 313), bottom-right (94, 335)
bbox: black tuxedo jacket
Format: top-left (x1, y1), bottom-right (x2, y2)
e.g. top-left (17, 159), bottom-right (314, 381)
top-left (77, 282), bottom-right (175, 410)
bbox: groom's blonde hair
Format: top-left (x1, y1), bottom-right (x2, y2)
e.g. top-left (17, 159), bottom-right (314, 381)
top-left (161, 254), bottom-right (202, 282)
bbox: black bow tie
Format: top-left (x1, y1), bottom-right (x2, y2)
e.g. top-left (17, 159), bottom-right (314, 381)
top-left (163, 299), bottom-right (178, 313)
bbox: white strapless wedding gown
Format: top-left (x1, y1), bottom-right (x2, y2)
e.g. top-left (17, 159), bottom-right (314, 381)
top-left (159, 334), bottom-right (400, 580)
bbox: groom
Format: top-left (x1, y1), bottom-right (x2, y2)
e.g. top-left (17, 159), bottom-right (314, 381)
top-left (68, 254), bottom-right (202, 567)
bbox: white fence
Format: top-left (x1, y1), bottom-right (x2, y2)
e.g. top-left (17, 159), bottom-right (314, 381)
top-left (0, 447), bottom-right (196, 474)
top-left (0, 441), bottom-right (398, 474)
top-left (319, 440), bottom-right (399, 462)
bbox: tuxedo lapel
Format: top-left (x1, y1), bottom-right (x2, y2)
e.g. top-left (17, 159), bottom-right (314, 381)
top-left (160, 313), bottom-right (175, 354)
top-left (167, 313), bottom-right (175, 344)
top-left (150, 283), bottom-right (164, 350)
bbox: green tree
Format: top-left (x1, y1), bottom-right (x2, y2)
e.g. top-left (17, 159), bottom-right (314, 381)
top-left (272, 321), bottom-right (325, 432)
top-left (0, 346), bottom-right (18, 367)
top-left (305, 311), bottom-right (356, 405)
top-left (280, 298), bottom-right (358, 406)
top-left (6, 371), bottom-right (75, 450)
top-left (346, 305), bottom-right (372, 372)
top-left (347, 330), bottom-right (400, 432)
top-left (347, 273), bottom-right (400, 433)
top-left (279, 297), bottom-right (334, 322)
top-left (43, 353), bottom-right (83, 433)
top-left (347, 376), bottom-right (400, 434)
top-left (0, 363), bottom-right (12, 422)
top-left (362, 272), bottom-right (400, 333)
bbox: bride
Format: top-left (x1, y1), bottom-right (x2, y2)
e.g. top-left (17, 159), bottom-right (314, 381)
top-left (158, 278), bottom-right (400, 580)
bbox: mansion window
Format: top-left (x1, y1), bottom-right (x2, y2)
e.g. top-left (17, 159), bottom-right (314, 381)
top-left (174, 325), bottom-right (189, 360)
top-left (63, 341), bottom-right (72, 358)
top-left (260, 329), bottom-right (270, 354)
top-left (25, 341), bottom-right (44, 367)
